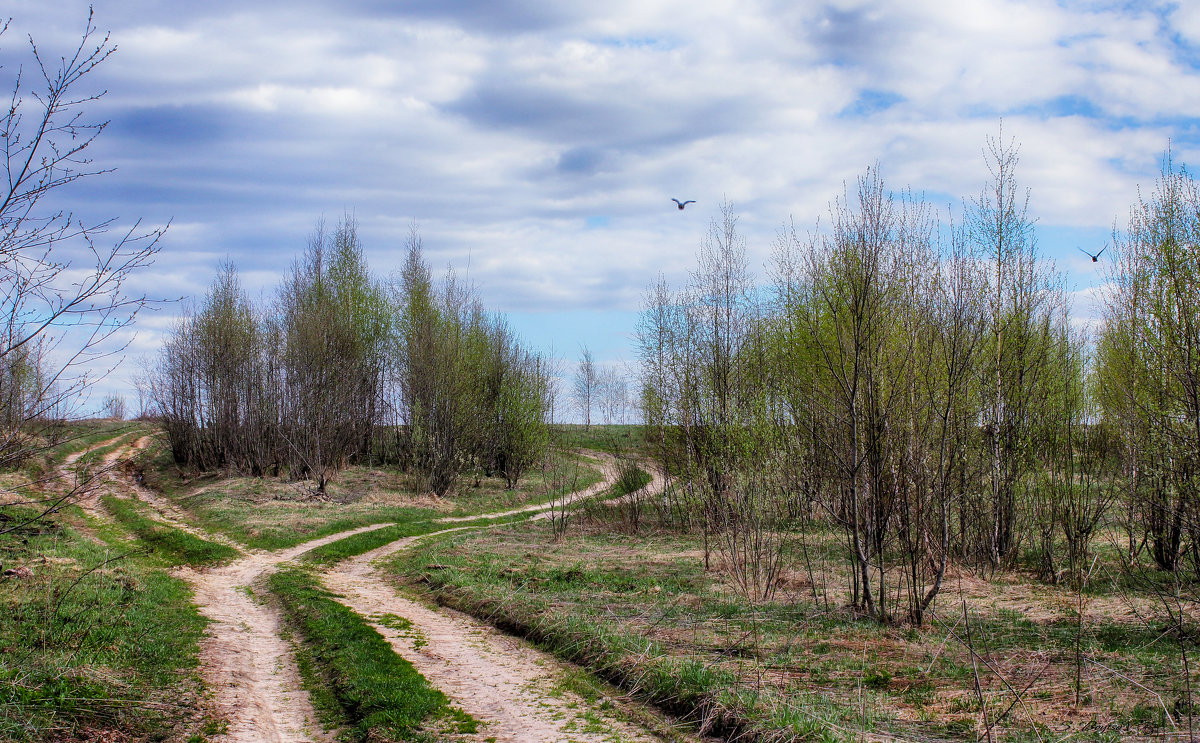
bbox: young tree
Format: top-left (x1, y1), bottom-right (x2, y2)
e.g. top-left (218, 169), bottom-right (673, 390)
top-left (597, 365), bottom-right (629, 425)
top-left (573, 346), bottom-right (598, 430)
top-left (0, 10), bottom-right (163, 531)
top-left (100, 394), bottom-right (126, 420)
top-left (967, 128), bottom-right (1065, 569)
top-left (1099, 153), bottom-right (1200, 573)
top-left (276, 217), bottom-right (389, 492)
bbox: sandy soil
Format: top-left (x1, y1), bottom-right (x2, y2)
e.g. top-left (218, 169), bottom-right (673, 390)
top-left (97, 439), bottom-right (681, 743)
top-left (184, 524), bottom-right (393, 743)
top-left (323, 531), bottom-right (674, 743)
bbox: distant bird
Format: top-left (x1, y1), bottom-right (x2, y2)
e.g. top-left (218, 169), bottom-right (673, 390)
top-left (672, 198), bottom-right (695, 210)
top-left (1079, 246), bottom-right (1106, 262)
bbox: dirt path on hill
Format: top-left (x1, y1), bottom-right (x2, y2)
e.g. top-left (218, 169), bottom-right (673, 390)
top-left (54, 439), bottom-right (115, 520)
top-left (98, 437), bottom-right (244, 547)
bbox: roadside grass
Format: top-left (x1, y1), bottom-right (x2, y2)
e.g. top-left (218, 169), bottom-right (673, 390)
top-left (141, 442), bottom-right (603, 550)
top-left (299, 513), bottom-right (534, 566)
top-left (69, 428), bottom-right (149, 470)
top-left (298, 461), bottom-right (648, 567)
top-left (268, 566), bottom-right (474, 742)
top-left (392, 516), bottom-right (1190, 742)
top-left (0, 502), bottom-right (214, 741)
top-left (2, 421), bottom-right (145, 490)
top-left (42, 420), bottom-right (144, 464)
top-left (441, 451), bottom-right (604, 517)
top-left (99, 494), bottom-right (239, 566)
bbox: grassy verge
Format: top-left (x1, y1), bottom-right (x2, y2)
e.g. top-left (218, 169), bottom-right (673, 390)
top-left (100, 494), bottom-right (239, 566)
top-left (299, 513), bottom-right (534, 566)
top-left (0, 503), bottom-right (215, 741)
top-left (552, 424), bottom-right (651, 456)
top-left (434, 450), bottom-right (605, 517)
top-left (391, 511), bottom-right (1185, 743)
top-left (299, 462), bottom-right (646, 568)
top-left (397, 528), bottom-right (834, 742)
top-left (268, 566), bottom-right (472, 742)
top-left (141, 443), bottom-right (603, 550)
top-left (70, 428), bottom-right (147, 469)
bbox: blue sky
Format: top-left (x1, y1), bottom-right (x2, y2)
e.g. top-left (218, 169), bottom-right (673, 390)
top-left (5, 0), bottom-right (1200, 415)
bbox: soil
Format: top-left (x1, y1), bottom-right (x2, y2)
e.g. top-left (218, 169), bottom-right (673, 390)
top-left (324, 534), bottom-right (672, 742)
top-left (88, 434), bottom-right (684, 743)
top-left (183, 525), bottom-right (392, 743)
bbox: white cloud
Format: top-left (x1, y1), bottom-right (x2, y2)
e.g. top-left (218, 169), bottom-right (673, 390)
top-left (6, 0), bottom-right (1200, 405)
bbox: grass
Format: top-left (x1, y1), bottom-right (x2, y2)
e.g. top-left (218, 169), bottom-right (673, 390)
top-left (2, 420), bottom-right (145, 487)
top-left (299, 512), bottom-right (534, 566)
top-left (298, 459), bottom-right (647, 568)
top-left (552, 424), bottom-right (652, 456)
top-left (0, 502), bottom-right (214, 741)
top-left (389, 515), bottom-right (1192, 742)
top-left (141, 442), bottom-right (603, 550)
top-left (268, 566), bottom-right (472, 742)
top-left (100, 494), bottom-right (239, 566)
top-left (395, 533), bottom-right (841, 741)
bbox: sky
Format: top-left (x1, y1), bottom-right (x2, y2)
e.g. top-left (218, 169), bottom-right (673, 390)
top-left (4, 0), bottom-right (1200, 417)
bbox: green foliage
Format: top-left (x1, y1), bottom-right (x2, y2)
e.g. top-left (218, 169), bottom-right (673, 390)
top-left (1097, 153), bottom-right (1200, 574)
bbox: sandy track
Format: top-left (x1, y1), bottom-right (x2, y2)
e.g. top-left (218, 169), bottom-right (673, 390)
top-left (184, 523), bottom-right (392, 743)
top-left (101, 439), bottom-right (678, 742)
top-left (323, 533), bottom-right (670, 743)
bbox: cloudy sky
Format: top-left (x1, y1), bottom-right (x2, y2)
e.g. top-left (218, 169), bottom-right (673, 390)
top-left (5, 0), bottom-right (1200, 414)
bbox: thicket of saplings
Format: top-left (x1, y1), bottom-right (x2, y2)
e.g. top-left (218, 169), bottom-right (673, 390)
top-left (635, 138), bottom-right (1200, 640)
top-left (150, 220), bottom-right (554, 496)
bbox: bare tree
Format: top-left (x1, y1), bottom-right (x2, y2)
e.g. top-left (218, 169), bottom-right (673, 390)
top-left (597, 365), bottom-right (629, 425)
top-left (0, 9), bottom-right (163, 533)
top-left (573, 346), bottom-right (598, 430)
top-left (99, 393), bottom-right (125, 420)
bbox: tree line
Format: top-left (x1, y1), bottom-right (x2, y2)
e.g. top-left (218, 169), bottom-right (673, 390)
top-left (637, 134), bottom-right (1195, 625)
top-left (150, 219), bottom-right (554, 495)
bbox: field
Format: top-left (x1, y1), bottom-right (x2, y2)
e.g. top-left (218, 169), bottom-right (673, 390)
top-left (4, 422), bottom-right (1199, 743)
top-left (398, 515), bottom-right (1194, 742)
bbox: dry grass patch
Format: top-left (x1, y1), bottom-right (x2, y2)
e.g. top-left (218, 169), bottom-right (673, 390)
top-left (396, 518), bottom-right (1196, 742)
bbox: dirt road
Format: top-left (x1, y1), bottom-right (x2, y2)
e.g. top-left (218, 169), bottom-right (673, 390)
top-left (95, 441), bottom-right (681, 742)
top-left (323, 531), bottom-right (671, 743)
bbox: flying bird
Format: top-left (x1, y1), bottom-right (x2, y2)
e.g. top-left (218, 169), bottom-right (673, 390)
top-left (1079, 246), bottom-right (1106, 262)
top-left (672, 198), bottom-right (695, 210)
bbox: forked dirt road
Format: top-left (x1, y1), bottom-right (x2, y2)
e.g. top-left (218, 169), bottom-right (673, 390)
top-left (323, 530), bottom-right (668, 743)
top-left (92, 438), bottom-right (677, 743)
top-left (184, 524), bottom-right (393, 743)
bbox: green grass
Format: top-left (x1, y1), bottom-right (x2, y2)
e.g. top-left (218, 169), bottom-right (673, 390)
top-left (297, 463), bottom-right (644, 568)
top-left (47, 421), bottom-right (150, 464)
top-left (441, 451), bottom-right (605, 517)
top-left (9, 420), bottom-right (145, 483)
top-left (0, 503), bottom-right (213, 741)
top-left (140, 442), bottom-right (602, 550)
top-left (299, 513), bottom-right (534, 566)
top-left (395, 526), bottom-right (869, 742)
top-left (268, 566), bottom-right (470, 742)
top-left (100, 494), bottom-right (240, 566)
top-left (389, 515), bottom-right (1189, 742)
top-left (552, 424), bottom-right (651, 456)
